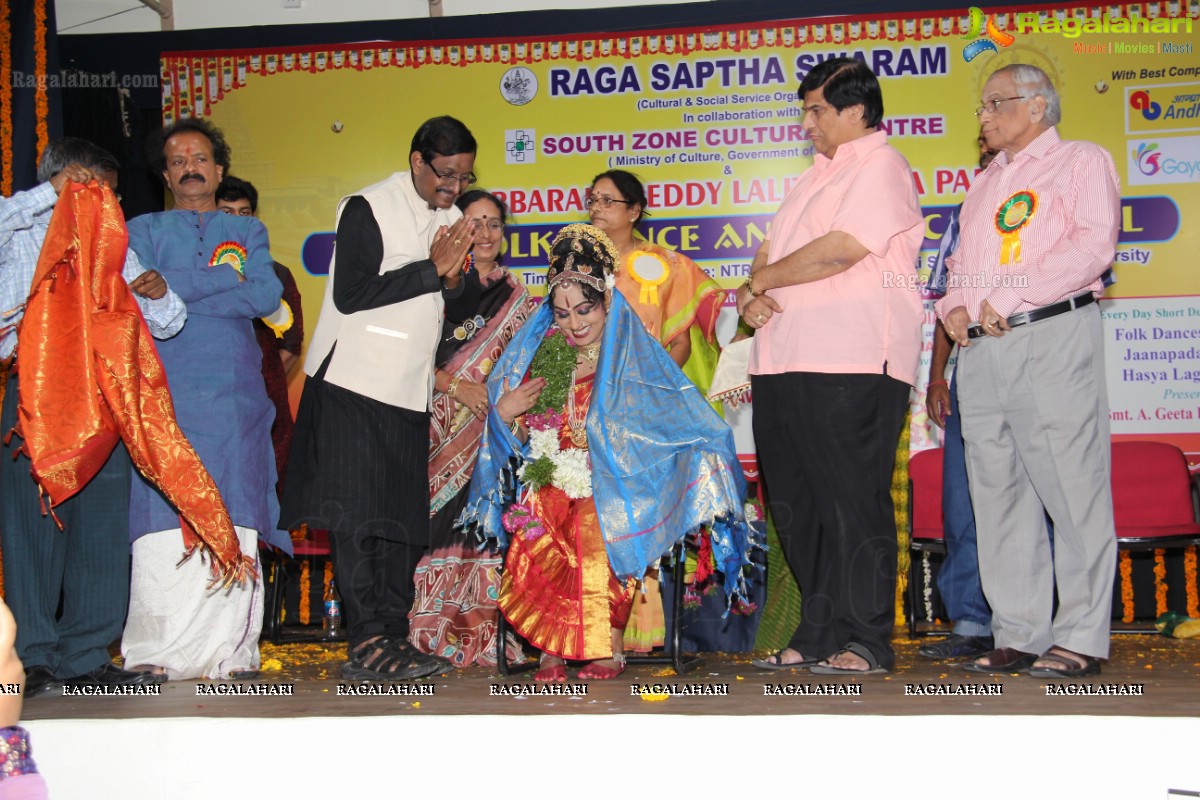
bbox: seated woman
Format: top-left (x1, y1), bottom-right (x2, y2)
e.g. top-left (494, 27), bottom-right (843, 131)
top-left (460, 224), bottom-right (756, 682)
top-left (586, 169), bottom-right (726, 651)
top-left (409, 191), bottom-right (539, 667)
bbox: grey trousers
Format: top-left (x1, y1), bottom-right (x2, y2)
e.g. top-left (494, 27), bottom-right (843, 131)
top-left (957, 305), bottom-right (1115, 658)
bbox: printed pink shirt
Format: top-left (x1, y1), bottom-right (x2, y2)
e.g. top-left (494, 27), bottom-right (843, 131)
top-left (936, 126), bottom-right (1120, 322)
top-left (750, 130), bottom-right (925, 386)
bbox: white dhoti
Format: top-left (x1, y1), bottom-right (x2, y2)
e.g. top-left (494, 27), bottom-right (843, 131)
top-left (122, 526), bottom-right (263, 680)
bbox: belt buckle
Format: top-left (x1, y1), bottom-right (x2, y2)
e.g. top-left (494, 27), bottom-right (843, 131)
top-left (966, 323), bottom-right (986, 340)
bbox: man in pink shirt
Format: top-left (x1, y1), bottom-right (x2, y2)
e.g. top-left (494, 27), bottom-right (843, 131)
top-left (741, 57), bottom-right (923, 675)
top-left (937, 64), bottom-right (1119, 678)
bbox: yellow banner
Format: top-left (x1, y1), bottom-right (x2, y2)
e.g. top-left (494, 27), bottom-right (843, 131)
top-left (164, 1), bottom-right (1199, 455)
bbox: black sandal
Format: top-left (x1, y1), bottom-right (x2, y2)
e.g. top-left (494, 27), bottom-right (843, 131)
top-left (342, 637), bottom-right (449, 681)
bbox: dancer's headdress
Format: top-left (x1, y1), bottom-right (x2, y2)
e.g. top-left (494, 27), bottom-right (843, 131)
top-left (546, 223), bottom-right (619, 296)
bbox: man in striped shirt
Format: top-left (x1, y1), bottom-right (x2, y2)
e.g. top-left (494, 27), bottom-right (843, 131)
top-left (937, 63), bottom-right (1119, 679)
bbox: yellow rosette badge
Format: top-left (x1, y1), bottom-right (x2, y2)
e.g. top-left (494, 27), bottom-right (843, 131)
top-left (994, 191), bottom-right (1037, 266)
top-left (625, 251), bottom-right (670, 306)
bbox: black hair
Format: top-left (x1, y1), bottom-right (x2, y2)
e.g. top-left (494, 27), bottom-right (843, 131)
top-left (456, 189), bottom-right (509, 265)
top-left (455, 188), bottom-right (508, 222)
top-left (410, 116), bottom-right (477, 166)
top-left (216, 175), bottom-right (258, 213)
top-left (798, 57), bottom-right (884, 128)
top-left (590, 168), bottom-right (648, 224)
top-left (37, 137), bottom-right (120, 183)
top-left (148, 117), bottom-right (232, 174)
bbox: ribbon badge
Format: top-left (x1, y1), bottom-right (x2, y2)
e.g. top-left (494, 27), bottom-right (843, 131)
top-left (994, 191), bottom-right (1037, 266)
top-left (624, 251), bottom-right (670, 306)
top-left (210, 241), bottom-right (247, 277)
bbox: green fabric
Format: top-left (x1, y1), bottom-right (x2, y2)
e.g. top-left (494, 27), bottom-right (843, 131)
top-left (680, 324), bottom-right (723, 418)
top-left (754, 511), bottom-right (802, 651)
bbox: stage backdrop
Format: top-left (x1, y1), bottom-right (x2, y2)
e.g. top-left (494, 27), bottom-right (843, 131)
top-left (160, 0), bottom-right (1198, 469)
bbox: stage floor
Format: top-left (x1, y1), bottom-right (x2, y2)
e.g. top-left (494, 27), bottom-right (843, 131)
top-left (22, 633), bottom-right (1200, 720)
top-left (21, 633), bottom-right (1200, 800)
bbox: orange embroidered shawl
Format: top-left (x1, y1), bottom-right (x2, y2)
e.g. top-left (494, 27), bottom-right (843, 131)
top-left (14, 183), bottom-right (250, 584)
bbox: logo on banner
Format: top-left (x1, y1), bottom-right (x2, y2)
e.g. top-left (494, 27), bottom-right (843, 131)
top-left (961, 7), bottom-right (1016, 62)
top-left (1133, 142), bottom-right (1162, 175)
top-left (1128, 137), bottom-right (1200, 185)
top-left (506, 130), bottom-right (536, 165)
top-left (1125, 85), bottom-right (1200, 135)
top-left (500, 67), bottom-right (537, 106)
top-left (1130, 90), bottom-right (1163, 121)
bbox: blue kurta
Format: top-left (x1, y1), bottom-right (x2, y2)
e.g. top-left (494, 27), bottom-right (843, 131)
top-left (126, 209), bottom-right (290, 552)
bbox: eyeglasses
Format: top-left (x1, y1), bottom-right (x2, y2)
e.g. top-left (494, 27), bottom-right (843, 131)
top-left (975, 96), bottom-right (1026, 117)
top-left (429, 164), bottom-right (476, 187)
top-left (473, 220), bottom-right (505, 232)
top-left (585, 195), bottom-right (632, 210)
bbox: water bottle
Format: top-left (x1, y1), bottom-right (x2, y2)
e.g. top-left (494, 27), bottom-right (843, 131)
top-left (322, 578), bottom-right (342, 639)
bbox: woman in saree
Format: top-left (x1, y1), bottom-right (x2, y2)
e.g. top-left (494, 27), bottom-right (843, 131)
top-left (586, 169), bottom-right (727, 651)
top-left (408, 191), bottom-right (538, 666)
top-left (460, 223), bottom-right (756, 682)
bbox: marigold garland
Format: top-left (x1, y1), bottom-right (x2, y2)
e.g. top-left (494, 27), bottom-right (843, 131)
top-left (0, 0), bottom-right (13, 196)
top-left (1119, 550), bottom-right (1134, 624)
top-left (1186, 546), bottom-right (1199, 619)
top-left (1154, 548), bottom-right (1168, 618)
top-left (892, 413), bottom-right (910, 628)
top-left (33, 0), bottom-right (48, 164)
top-left (298, 560), bottom-right (311, 625)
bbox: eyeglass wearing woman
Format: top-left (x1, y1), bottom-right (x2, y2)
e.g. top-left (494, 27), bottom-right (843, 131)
top-left (586, 171), bottom-right (691, 364)
top-left (584, 169), bottom-right (727, 654)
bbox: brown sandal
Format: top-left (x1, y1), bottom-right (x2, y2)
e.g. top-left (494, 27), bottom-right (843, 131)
top-left (1028, 646), bottom-right (1101, 678)
top-left (961, 647), bottom-right (1037, 674)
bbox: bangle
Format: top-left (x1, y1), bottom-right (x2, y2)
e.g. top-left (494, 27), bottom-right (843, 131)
top-left (509, 416), bottom-right (524, 437)
top-left (741, 274), bottom-right (762, 298)
top-left (446, 376), bottom-right (462, 400)
top-left (928, 380), bottom-right (948, 388)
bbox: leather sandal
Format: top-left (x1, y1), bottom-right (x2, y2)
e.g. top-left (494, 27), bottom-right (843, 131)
top-left (342, 637), bottom-right (447, 681)
top-left (809, 641), bottom-right (887, 675)
top-left (1028, 646), bottom-right (1101, 678)
top-left (750, 650), bottom-right (821, 670)
top-left (962, 647), bottom-right (1037, 674)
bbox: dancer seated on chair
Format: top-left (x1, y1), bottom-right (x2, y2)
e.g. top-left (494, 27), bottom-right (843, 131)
top-left (460, 223), bottom-right (758, 682)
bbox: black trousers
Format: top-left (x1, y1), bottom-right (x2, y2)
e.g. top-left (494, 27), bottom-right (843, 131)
top-left (752, 371), bottom-right (909, 670)
top-left (330, 531), bottom-right (425, 647)
top-left (0, 374), bottom-right (132, 677)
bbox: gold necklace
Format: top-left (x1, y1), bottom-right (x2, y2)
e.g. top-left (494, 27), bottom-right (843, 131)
top-left (566, 370), bottom-right (589, 450)
top-left (577, 343), bottom-right (600, 367)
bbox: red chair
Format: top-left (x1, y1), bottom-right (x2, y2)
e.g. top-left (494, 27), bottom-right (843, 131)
top-left (1110, 441), bottom-right (1200, 633)
top-left (906, 447), bottom-right (948, 637)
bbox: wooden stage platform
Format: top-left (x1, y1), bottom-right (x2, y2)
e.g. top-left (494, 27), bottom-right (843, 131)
top-left (20, 634), bottom-right (1200, 799)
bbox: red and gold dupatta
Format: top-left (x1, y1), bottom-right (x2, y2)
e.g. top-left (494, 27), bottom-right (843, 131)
top-left (13, 182), bottom-right (250, 585)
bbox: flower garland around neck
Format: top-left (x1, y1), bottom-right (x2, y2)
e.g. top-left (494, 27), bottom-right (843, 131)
top-left (502, 329), bottom-right (593, 541)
